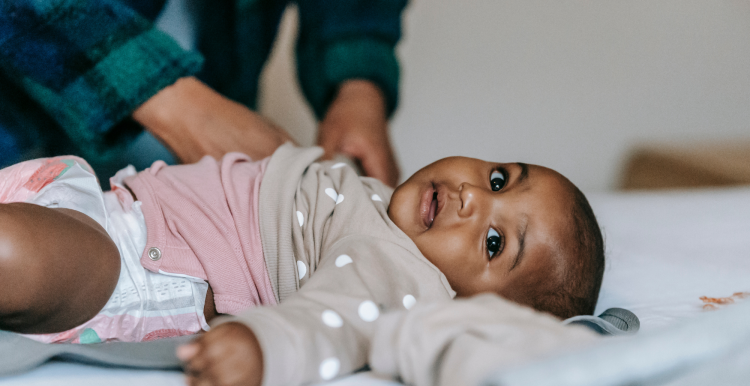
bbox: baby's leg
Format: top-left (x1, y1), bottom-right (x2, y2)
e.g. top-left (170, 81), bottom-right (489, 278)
top-left (0, 203), bottom-right (120, 334)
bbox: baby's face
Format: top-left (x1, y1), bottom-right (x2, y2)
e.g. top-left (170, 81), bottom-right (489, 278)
top-left (388, 157), bottom-right (577, 301)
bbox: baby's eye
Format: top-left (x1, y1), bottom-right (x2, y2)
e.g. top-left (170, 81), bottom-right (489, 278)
top-left (486, 228), bottom-right (503, 259)
top-left (490, 170), bottom-right (506, 191)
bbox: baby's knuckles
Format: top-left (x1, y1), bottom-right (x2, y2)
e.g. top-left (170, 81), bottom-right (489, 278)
top-left (192, 322), bottom-right (263, 386)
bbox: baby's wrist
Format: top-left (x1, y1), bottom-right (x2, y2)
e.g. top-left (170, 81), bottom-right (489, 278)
top-left (223, 322), bottom-right (264, 385)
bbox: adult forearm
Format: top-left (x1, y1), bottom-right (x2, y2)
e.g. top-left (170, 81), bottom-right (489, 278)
top-left (0, 1), bottom-right (201, 160)
top-left (133, 77), bottom-right (294, 164)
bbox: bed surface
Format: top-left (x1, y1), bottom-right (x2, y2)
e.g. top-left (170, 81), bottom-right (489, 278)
top-left (2, 186), bottom-right (749, 385)
top-left (590, 186), bottom-right (750, 331)
top-left (0, 362), bottom-right (402, 386)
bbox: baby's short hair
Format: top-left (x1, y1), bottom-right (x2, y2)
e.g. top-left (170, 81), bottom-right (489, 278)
top-left (528, 186), bottom-right (605, 320)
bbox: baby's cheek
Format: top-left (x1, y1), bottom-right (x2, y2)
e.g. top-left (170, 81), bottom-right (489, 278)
top-left (423, 231), bottom-right (469, 267)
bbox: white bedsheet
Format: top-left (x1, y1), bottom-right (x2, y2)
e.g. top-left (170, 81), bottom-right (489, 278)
top-left (590, 186), bottom-right (750, 331)
top-left (2, 186), bottom-right (749, 385)
top-left (0, 362), bottom-right (401, 386)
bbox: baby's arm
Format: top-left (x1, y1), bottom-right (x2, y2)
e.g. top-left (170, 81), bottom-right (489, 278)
top-left (177, 236), bottom-right (450, 386)
top-left (369, 294), bottom-right (599, 386)
top-left (0, 202), bottom-right (120, 334)
top-left (178, 322), bottom-right (263, 386)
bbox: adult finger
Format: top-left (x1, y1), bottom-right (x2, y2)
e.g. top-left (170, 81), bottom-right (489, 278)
top-left (348, 139), bottom-right (400, 187)
top-left (316, 124), bottom-right (342, 161)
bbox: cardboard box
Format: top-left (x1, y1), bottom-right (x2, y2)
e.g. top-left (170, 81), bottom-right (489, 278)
top-left (620, 141), bottom-right (750, 190)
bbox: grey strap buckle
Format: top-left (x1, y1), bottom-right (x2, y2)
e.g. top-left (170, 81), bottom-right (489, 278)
top-left (563, 307), bottom-right (640, 336)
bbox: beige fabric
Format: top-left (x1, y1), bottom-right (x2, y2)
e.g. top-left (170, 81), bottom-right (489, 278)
top-left (224, 144), bottom-right (455, 385)
top-left (369, 294), bottom-right (600, 386)
top-left (256, 145), bottom-right (323, 303)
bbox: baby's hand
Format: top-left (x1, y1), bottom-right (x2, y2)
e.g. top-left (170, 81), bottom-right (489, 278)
top-left (177, 322), bottom-right (263, 386)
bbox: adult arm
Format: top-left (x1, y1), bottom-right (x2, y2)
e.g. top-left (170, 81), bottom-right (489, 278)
top-left (296, 0), bottom-right (408, 186)
top-left (132, 76), bottom-right (294, 163)
top-left (0, 1), bottom-right (291, 163)
top-left (0, 0), bottom-right (201, 160)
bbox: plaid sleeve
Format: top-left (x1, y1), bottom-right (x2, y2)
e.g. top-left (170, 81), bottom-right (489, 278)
top-left (0, 0), bottom-right (203, 159)
top-left (295, 0), bottom-right (407, 119)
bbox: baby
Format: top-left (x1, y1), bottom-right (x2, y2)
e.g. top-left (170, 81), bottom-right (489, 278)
top-left (0, 143), bottom-right (603, 385)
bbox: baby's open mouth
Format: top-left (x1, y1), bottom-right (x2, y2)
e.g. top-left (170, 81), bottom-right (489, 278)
top-left (428, 192), bottom-right (438, 227)
top-left (421, 184), bottom-right (442, 229)
top-left (421, 188), bottom-right (438, 229)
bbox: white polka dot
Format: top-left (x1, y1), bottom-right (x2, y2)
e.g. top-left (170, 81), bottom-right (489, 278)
top-left (325, 188), bottom-right (344, 205)
top-left (325, 188), bottom-right (338, 201)
top-left (335, 254), bottom-right (353, 267)
top-left (358, 300), bottom-right (379, 322)
top-left (331, 162), bottom-right (347, 169)
top-left (322, 310), bottom-right (343, 328)
top-left (296, 211), bottom-right (304, 227)
top-left (319, 357), bottom-right (340, 380)
top-left (402, 295), bottom-right (417, 310)
top-left (371, 194), bottom-right (382, 202)
top-left (297, 261), bottom-right (307, 279)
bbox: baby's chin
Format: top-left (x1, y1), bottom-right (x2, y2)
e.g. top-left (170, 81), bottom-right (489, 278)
top-left (386, 203), bottom-right (411, 239)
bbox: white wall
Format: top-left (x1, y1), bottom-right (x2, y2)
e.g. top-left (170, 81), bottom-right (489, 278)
top-left (259, 0), bottom-right (750, 191)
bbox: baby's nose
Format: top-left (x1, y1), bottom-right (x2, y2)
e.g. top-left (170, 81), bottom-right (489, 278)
top-left (458, 183), bottom-right (481, 217)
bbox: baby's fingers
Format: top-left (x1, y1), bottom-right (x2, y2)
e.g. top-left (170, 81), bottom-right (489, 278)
top-left (186, 374), bottom-right (211, 386)
top-left (177, 342), bottom-right (200, 361)
top-left (181, 343), bottom-right (213, 380)
top-left (185, 357), bottom-right (235, 386)
top-left (180, 323), bottom-right (263, 386)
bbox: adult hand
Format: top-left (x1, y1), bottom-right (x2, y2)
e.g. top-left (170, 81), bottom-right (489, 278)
top-left (317, 80), bottom-right (400, 187)
top-left (133, 77), bottom-right (294, 163)
top-left (177, 322), bottom-right (263, 386)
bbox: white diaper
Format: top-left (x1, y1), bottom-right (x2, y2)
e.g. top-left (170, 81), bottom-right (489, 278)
top-left (23, 160), bottom-right (209, 343)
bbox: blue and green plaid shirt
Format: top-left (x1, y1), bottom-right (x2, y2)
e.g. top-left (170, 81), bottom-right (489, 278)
top-left (0, 0), bottom-right (405, 167)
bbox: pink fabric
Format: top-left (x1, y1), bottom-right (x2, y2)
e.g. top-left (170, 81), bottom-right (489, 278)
top-left (27, 309), bottom-right (204, 344)
top-left (124, 153), bottom-right (277, 314)
top-left (2, 158), bottom-right (209, 343)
